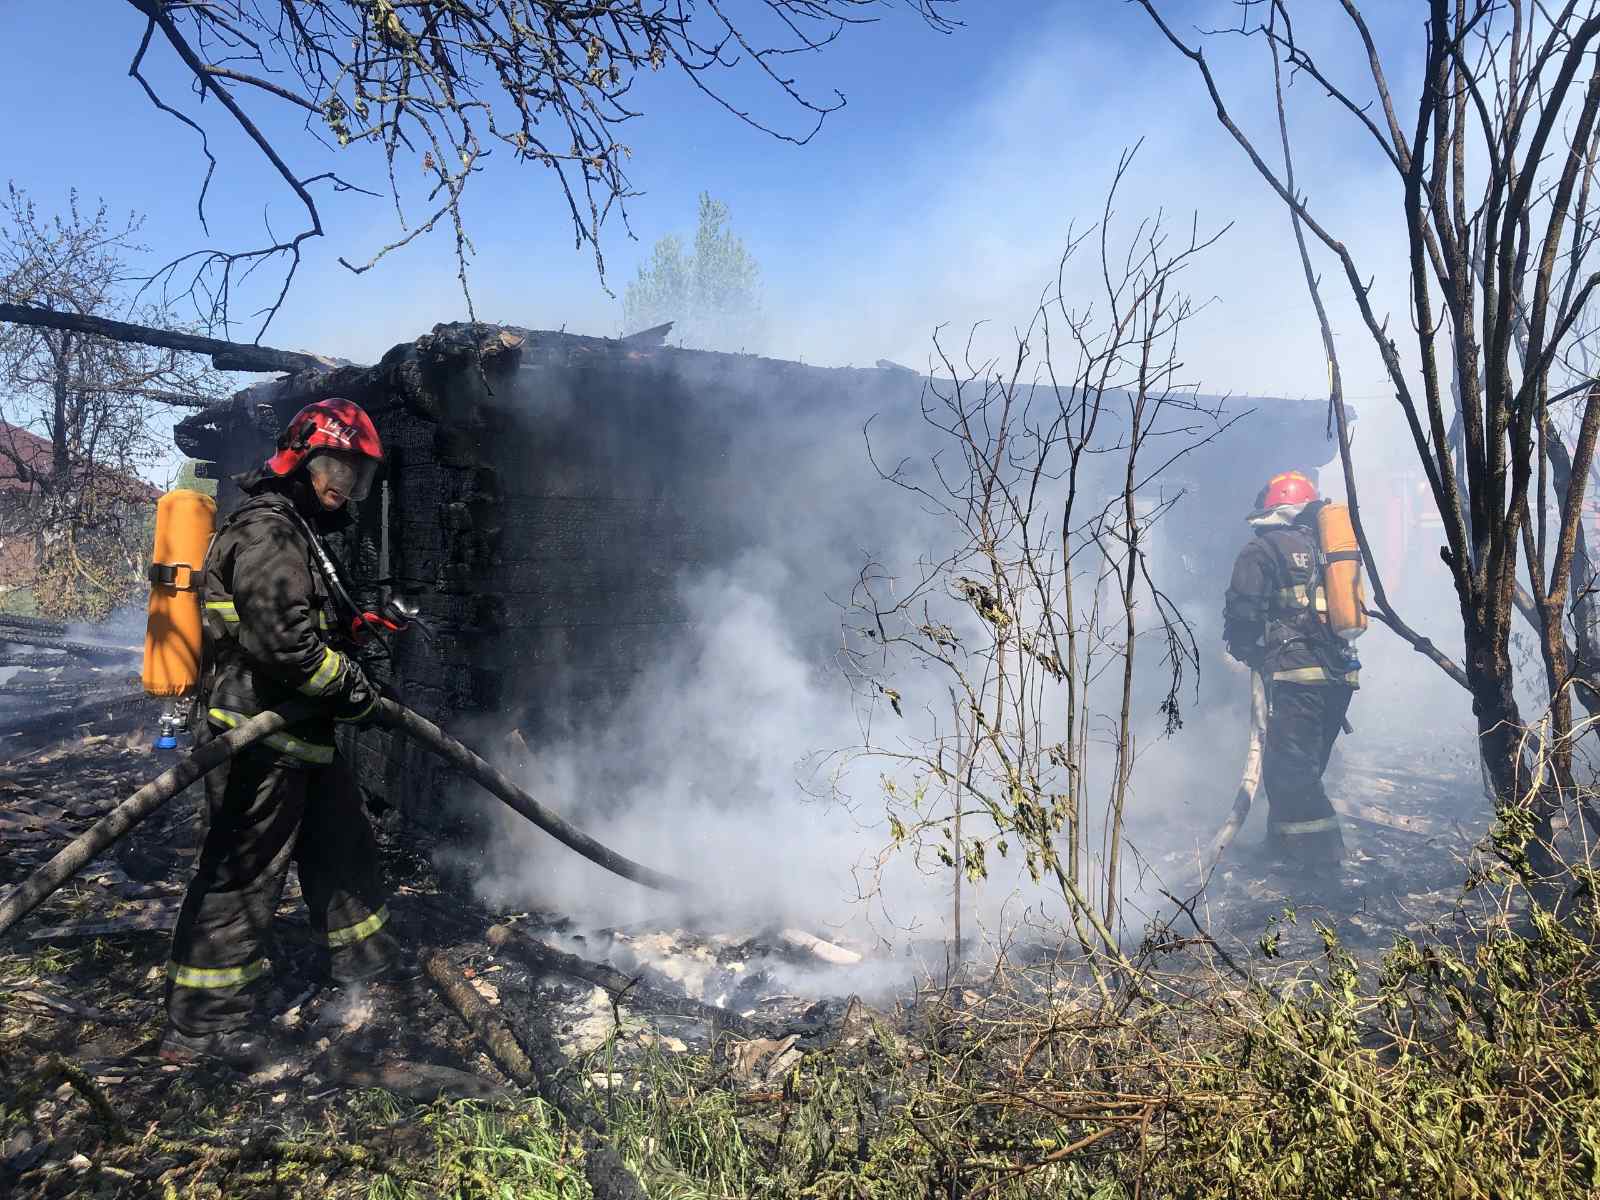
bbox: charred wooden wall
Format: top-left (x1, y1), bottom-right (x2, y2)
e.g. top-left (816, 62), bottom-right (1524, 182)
top-left (175, 325), bottom-right (934, 825)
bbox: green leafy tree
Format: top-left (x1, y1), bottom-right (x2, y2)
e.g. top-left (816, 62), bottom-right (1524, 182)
top-left (623, 193), bottom-right (764, 352)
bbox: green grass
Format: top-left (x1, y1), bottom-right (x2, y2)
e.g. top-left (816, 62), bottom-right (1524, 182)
top-left (2, 811), bottom-right (1597, 1199)
top-left (584, 1018), bottom-right (1131, 1200)
top-left (365, 1099), bottom-right (586, 1200)
top-left (0, 586), bottom-right (39, 617)
top-left (0, 943), bottom-right (79, 986)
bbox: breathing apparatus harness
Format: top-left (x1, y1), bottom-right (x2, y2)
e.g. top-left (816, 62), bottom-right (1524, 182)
top-left (278, 501), bottom-right (434, 654)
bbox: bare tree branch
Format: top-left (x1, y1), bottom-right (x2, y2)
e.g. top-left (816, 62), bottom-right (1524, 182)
top-left (0, 301), bottom-right (332, 373)
top-left (108, 0), bottom-right (963, 335)
top-left (0, 188), bottom-right (224, 619)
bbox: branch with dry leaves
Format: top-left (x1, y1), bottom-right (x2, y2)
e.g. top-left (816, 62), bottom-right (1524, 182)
top-left (115, 0), bottom-right (962, 336)
top-left (0, 186), bottom-right (231, 619)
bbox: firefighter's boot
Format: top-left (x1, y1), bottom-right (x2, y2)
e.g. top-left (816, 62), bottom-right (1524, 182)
top-left (157, 1025), bottom-right (293, 1071)
top-left (324, 927), bottom-right (421, 987)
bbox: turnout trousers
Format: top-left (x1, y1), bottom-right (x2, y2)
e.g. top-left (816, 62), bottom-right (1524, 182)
top-left (1262, 681), bottom-right (1353, 867)
top-left (165, 732), bottom-right (397, 1035)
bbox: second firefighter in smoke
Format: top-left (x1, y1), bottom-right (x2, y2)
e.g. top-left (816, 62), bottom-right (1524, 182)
top-left (1222, 470), bottom-right (1366, 873)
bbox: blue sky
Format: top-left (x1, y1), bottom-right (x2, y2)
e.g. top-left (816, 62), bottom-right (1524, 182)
top-left (1, 2), bottom-right (1427, 405)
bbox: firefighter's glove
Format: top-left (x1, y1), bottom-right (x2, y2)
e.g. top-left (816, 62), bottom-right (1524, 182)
top-left (1225, 639), bottom-right (1265, 676)
top-left (350, 611), bottom-right (403, 644)
top-left (332, 659), bottom-right (381, 725)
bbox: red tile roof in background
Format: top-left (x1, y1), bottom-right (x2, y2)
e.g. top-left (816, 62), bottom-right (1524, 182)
top-left (0, 421), bottom-right (160, 501)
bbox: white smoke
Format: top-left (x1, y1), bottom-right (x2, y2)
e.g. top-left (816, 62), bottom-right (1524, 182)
top-left (464, 555), bottom-right (947, 939)
top-left (447, 337), bottom-right (1488, 968)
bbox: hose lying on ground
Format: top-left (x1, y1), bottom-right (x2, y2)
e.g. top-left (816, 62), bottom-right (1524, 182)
top-left (1192, 668), bottom-right (1268, 890)
top-left (0, 699), bottom-right (691, 940)
top-left (0, 700), bottom-right (321, 937)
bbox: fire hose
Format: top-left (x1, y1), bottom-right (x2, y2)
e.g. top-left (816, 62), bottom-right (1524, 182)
top-left (1193, 668), bottom-right (1268, 889)
top-left (0, 697), bottom-right (692, 939)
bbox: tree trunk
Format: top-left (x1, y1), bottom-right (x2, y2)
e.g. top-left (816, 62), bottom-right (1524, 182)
top-left (50, 332), bottom-right (71, 482)
top-left (1464, 617), bottom-right (1530, 813)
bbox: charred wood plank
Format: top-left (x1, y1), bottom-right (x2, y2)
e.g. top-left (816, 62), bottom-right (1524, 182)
top-left (0, 301), bottom-right (334, 374)
top-left (8, 990), bottom-right (140, 1026)
top-left (486, 923), bottom-right (768, 1038)
top-left (0, 691), bottom-right (151, 754)
top-left (25, 910), bottom-right (178, 942)
top-left (0, 614), bottom-right (140, 661)
top-left (422, 948), bottom-right (649, 1200)
top-left (0, 627), bottom-right (140, 662)
top-left (619, 321), bottom-right (673, 345)
top-left (0, 614), bottom-right (66, 639)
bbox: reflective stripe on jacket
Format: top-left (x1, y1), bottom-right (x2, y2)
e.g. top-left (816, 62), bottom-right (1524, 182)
top-left (208, 707), bottom-right (335, 765)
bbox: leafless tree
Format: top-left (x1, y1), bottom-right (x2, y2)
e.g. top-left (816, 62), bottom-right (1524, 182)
top-left (1135, 0), bottom-right (1600, 855)
top-left (845, 153), bottom-right (1234, 971)
top-left (0, 186), bottom-right (226, 620)
top-left (112, 0), bottom-right (960, 337)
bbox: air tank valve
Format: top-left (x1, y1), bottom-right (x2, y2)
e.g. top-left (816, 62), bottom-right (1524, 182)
top-left (154, 705), bottom-right (186, 751)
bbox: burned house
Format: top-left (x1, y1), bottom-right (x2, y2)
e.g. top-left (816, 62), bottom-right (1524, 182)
top-left (173, 323), bottom-right (1341, 825)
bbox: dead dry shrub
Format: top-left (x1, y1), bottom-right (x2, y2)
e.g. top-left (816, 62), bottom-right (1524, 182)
top-left (596, 770), bottom-right (1600, 1198)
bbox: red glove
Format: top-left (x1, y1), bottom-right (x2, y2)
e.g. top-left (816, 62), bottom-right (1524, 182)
top-left (350, 611), bottom-right (403, 642)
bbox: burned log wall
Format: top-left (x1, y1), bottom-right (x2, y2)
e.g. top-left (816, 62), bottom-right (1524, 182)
top-left (177, 327), bottom-right (933, 826)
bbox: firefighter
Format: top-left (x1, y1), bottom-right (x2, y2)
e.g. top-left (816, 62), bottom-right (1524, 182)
top-left (159, 398), bottom-right (411, 1067)
top-left (1222, 470), bottom-right (1358, 873)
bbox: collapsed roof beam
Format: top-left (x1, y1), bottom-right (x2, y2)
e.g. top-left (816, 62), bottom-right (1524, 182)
top-left (0, 302), bottom-right (333, 374)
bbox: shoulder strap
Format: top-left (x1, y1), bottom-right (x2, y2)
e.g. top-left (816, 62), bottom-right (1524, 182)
top-left (192, 501), bottom-right (257, 721)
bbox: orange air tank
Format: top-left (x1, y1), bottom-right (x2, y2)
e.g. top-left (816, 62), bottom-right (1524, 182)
top-left (1316, 501), bottom-right (1368, 640)
top-left (142, 489), bottom-right (217, 697)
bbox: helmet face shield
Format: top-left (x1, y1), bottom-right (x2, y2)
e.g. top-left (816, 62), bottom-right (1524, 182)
top-left (306, 450), bottom-right (379, 504)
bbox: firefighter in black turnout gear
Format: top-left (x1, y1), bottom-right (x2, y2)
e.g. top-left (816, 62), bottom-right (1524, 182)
top-left (1223, 470), bottom-right (1358, 871)
top-left (159, 399), bottom-right (408, 1067)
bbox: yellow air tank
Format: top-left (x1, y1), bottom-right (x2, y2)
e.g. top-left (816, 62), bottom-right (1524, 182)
top-left (1316, 501), bottom-right (1368, 640)
top-left (142, 489), bottom-right (217, 697)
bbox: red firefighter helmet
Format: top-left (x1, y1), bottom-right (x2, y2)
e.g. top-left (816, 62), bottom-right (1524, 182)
top-left (265, 398), bottom-right (383, 478)
top-left (1256, 470), bottom-right (1318, 510)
